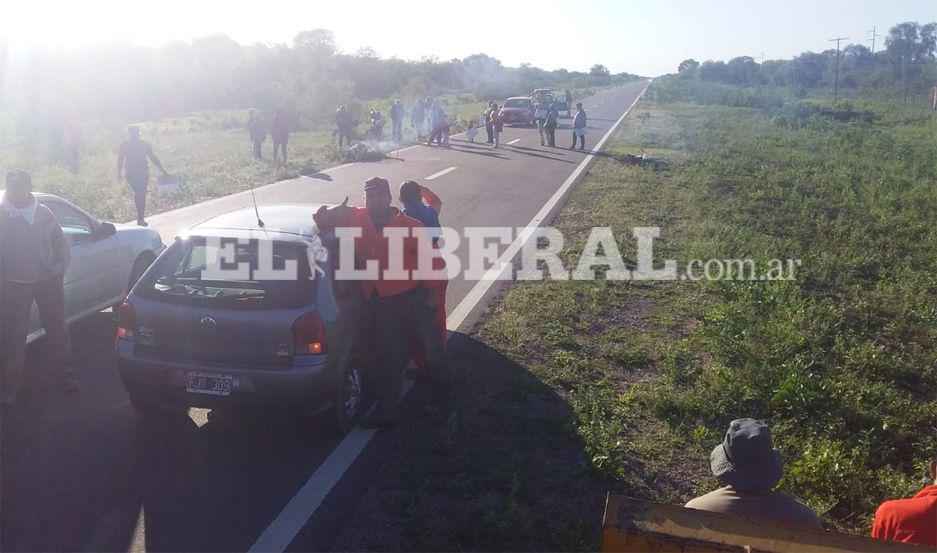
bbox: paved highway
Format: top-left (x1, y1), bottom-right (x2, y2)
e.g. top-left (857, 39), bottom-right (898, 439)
top-left (0, 80), bottom-right (649, 552)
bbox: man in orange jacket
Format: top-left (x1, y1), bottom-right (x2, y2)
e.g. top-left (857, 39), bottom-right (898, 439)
top-left (871, 455), bottom-right (937, 547)
top-left (314, 177), bottom-right (449, 428)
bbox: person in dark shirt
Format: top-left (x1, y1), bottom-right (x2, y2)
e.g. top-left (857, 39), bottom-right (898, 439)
top-left (270, 107), bottom-right (290, 164)
top-left (117, 125), bottom-right (168, 226)
top-left (247, 109), bottom-right (266, 161)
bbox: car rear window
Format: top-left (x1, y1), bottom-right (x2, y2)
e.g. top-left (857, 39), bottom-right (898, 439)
top-left (504, 99), bottom-right (529, 108)
top-left (136, 237), bottom-right (317, 309)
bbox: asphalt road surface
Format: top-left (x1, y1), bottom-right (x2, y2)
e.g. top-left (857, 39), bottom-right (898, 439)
top-left (0, 80), bottom-right (649, 552)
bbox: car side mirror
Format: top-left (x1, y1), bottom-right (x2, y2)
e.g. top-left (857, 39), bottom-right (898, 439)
top-left (95, 222), bottom-right (117, 239)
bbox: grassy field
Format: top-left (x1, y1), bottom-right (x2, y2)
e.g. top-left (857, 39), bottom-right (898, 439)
top-left (0, 87), bottom-right (599, 223)
top-left (332, 80), bottom-right (937, 550)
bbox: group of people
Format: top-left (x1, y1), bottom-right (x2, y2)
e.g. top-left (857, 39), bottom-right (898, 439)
top-left (314, 177), bottom-right (449, 428)
top-left (247, 107), bottom-right (292, 164)
top-left (686, 418), bottom-right (936, 547)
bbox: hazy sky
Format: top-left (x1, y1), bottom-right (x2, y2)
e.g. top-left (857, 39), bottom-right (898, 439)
top-left (2, 0), bottom-right (934, 75)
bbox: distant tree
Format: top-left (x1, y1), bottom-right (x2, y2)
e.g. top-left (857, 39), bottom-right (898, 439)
top-left (699, 60), bottom-right (729, 82)
top-left (727, 56), bottom-right (760, 85)
top-left (590, 64), bottom-right (610, 77)
top-left (677, 59), bottom-right (699, 74)
top-left (293, 29), bottom-right (336, 58)
top-left (885, 21), bottom-right (937, 103)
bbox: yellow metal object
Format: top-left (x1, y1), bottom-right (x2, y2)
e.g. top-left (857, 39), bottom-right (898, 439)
top-left (601, 494), bottom-right (933, 553)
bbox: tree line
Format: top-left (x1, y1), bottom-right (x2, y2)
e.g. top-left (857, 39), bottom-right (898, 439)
top-left (675, 22), bottom-right (936, 105)
top-left (0, 29), bottom-right (639, 131)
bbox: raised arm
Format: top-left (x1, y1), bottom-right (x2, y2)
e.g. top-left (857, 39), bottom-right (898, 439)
top-left (313, 196), bottom-right (357, 229)
top-left (420, 185), bottom-right (443, 214)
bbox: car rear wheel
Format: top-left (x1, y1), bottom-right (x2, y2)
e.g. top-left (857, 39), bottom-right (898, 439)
top-left (328, 354), bottom-right (365, 434)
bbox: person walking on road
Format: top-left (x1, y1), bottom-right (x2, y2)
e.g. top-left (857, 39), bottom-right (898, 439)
top-left (534, 99), bottom-right (548, 146)
top-left (1, 169), bottom-right (81, 406)
top-left (270, 107), bottom-right (290, 164)
top-left (117, 125), bottom-right (168, 227)
top-left (543, 102), bottom-right (559, 147)
top-left (390, 99), bottom-right (405, 142)
top-left (570, 102), bottom-right (587, 150)
top-left (411, 99), bottom-right (426, 140)
top-left (313, 178), bottom-right (449, 428)
top-left (334, 105), bottom-right (354, 148)
top-left (247, 109), bottom-right (266, 161)
top-left (490, 104), bottom-right (503, 148)
top-left (484, 102), bottom-right (495, 144)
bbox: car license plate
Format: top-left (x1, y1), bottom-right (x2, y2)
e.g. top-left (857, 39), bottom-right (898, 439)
top-left (186, 372), bottom-right (233, 396)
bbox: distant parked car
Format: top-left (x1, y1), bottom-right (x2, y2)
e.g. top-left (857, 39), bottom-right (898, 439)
top-left (500, 97), bottom-right (535, 126)
top-left (0, 190), bottom-right (164, 344)
top-left (116, 205), bottom-right (364, 433)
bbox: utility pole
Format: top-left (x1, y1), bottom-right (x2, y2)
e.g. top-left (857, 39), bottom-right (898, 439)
top-left (829, 37), bottom-right (849, 100)
top-left (868, 27), bottom-right (877, 55)
top-left (759, 51), bottom-right (765, 64)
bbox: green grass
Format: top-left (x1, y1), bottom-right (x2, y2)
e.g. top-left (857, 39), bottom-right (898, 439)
top-left (481, 84), bottom-right (937, 534)
top-left (332, 78), bottom-right (936, 551)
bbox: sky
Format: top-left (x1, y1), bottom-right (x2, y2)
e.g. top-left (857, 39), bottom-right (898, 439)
top-left (1, 0), bottom-right (934, 76)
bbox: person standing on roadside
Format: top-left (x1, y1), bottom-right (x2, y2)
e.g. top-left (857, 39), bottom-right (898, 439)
top-left (490, 104), bottom-right (503, 148)
top-left (313, 178), bottom-right (449, 428)
top-left (570, 102), bottom-right (587, 150)
top-left (411, 99), bottom-right (426, 140)
top-left (1, 169), bottom-right (81, 407)
top-left (247, 109), bottom-right (266, 161)
top-left (484, 102), bottom-right (495, 144)
top-left (390, 99), bottom-right (405, 142)
top-left (117, 125), bottom-right (168, 227)
top-left (334, 105), bottom-right (354, 148)
top-left (543, 102), bottom-right (559, 147)
top-left (270, 106), bottom-right (290, 164)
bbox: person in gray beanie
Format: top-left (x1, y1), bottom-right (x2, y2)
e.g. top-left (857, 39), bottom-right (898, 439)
top-left (685, 418), bottom-right (822, 528)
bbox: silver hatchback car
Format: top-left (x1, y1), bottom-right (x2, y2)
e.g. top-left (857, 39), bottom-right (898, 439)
top-left (0, 190), bottom-right (164, 343)
top-left (115, 205), bottom-right (365, 432)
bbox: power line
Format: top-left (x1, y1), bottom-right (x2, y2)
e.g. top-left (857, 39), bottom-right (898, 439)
top-left (829, 37), bottom-right (849, 99)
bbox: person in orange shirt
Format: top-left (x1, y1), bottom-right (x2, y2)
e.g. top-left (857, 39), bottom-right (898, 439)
top-left (314, 177), bottom-right (449, 428)
top-left (871, 455), bottom-right (937, 547)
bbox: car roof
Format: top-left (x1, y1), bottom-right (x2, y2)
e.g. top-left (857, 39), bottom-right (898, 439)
top-left (185, 204), bottom-right (329, 243)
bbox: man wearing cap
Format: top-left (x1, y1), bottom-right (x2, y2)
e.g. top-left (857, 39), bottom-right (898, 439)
top-left (314, 177), bottom-right (449, 428)
top-left (570, 102), bottom-right (587, 150)
top-left (685, 418), bottom-right (822, 528)
top-left (1, 170), bottom-right (81, 406)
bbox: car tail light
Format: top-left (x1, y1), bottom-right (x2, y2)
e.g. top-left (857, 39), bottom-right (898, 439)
top-left (117, 299), bottom-right (136, 341)
top-left (292, 312), bottom-right (327, 355)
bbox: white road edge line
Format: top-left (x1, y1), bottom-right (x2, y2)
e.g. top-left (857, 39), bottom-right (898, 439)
top-left (425, 166), bottom-right (458, 180)
top-left (246, 80), bottom-right (651, 553)
top-left (507, 138), bottom-right (522, 145)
